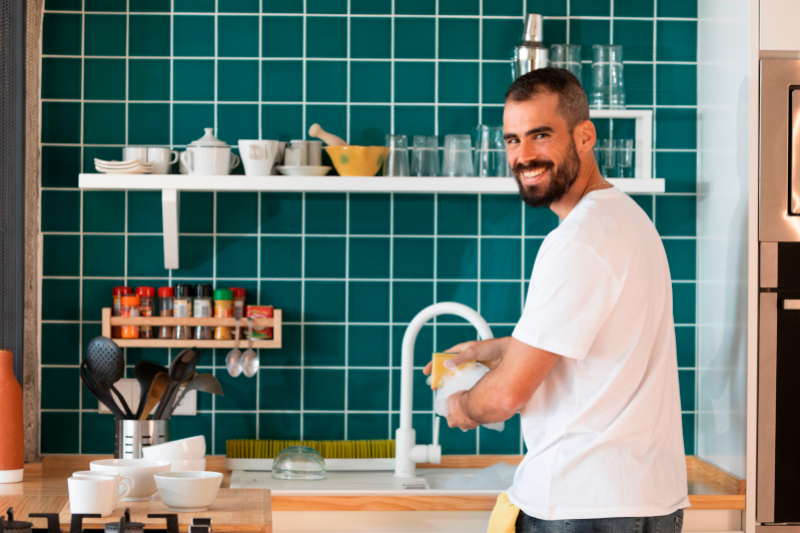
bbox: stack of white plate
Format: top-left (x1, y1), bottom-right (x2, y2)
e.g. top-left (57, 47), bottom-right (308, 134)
top-left (94, 158), bottom-right (155, 174)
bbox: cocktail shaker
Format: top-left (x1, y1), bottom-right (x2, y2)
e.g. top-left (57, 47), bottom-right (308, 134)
top-left (512, 14), bottom-right (548, 80)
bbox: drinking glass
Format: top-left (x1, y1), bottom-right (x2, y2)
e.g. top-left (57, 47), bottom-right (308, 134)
top-left (549, 44), bottom-right (582, 82)
top-left (616, 139), bottom-right (634, 178)
top-left (411, 135), bottom-right (440, 177)
top-left (590, 45), bottom-right (625, 109)
top-left (474, 126), bottom-right (509, 177)
top-left (442, 135), bottom-right (474, 177)
top-left (383, 135), bottom-right (410, 176)
top-left (601, 139), bottom-right (617, 178)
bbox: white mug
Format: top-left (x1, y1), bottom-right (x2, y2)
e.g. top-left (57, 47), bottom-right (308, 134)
top-left (147, 147), bottom-right (179, 175)
top-left (181, 147), bottom-right (240, 175)
top-left (73, 470), bottom-right (134, 509)
top-left (239, 140), bottom-right (279, 176)
top-left (68, 475), bottom-right (130, 517)
top-left (307, 140), bottom-right (322, 166)
top-left (123, 146), bottom-right (148, 163)
top-left (287, 140), bottom-right (308, 166)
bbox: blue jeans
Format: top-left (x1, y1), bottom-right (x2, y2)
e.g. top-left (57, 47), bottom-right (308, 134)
top-left (516, 509), bottom-right (684, 533)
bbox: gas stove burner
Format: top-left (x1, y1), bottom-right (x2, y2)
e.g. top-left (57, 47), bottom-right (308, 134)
top-left (0, 508), bottom-right (211, 533)
top-left (1, 508), bottom-right (34, 533)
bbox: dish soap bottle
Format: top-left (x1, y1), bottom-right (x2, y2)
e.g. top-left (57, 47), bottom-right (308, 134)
top-left (0, 350), bottom-right (24, 483)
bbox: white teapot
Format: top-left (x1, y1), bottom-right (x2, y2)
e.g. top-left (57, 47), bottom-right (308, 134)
top-left (180, 128), bottom-right (240, 175)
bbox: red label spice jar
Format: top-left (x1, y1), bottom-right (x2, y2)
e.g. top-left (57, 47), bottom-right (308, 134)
top-left (121, 295), bottom-right (140, 339)
top-left (112, 286), bottom-right (133, 338)
top-left (158, 286), bottom-right (174, 339)
top-left (136, 287), bottom-right (155, 339)
top-left (230, 287), bottom-right (246, 319)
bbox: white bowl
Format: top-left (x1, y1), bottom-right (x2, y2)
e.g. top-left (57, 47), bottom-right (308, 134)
top-left (153, 471), bottom-right (222, 512)
top-left (168, 458), bottom-right (206, 472)
top-left (142, 436), bottom-right (206, 460)
top-left (275, 165), bottom-right (331, 176)
top-left (90, 459), bottom-right (171, 501)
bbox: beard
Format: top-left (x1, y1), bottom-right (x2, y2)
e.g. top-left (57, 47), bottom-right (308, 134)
top-left (512, 138), bottom-right (582, 208)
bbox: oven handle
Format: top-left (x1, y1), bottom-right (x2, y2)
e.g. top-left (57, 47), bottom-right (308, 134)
top-left (783, 299), bottom-right (800, 310)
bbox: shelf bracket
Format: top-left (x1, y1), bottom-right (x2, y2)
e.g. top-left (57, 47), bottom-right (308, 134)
top-left (162, 189), bottom-right (180, 270)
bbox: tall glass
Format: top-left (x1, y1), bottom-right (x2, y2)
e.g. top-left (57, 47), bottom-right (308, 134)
top-left (383, 135), bottom-right (409, 176)
top-left (442, 135), bottom-right (474, 177)
top-left (617, 139), bottom-right (634, 177)
top-left (590, 45), bottom-right (625, 109)
top-left (474, 126), bottom-right (509, 177)
top-left (549, 44), bottom-right (582, 82)
top-left (600, 139), bottom-right (617, 178)
top-left (411, 135), bottom-right (440, 177)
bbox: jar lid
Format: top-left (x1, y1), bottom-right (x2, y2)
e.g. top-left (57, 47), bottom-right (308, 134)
top-left (158, 286), bottom-right (174, 298)
top-left (195, 284), bottom-right (214, 298)
top-left (188, 127), bottom-right (229, 147)
top-left (121, 295), bottom-right (140, 305)
top-left (136, 286), bottom-right (155, 297)
top-left (214, 289), bottom-right (233, 300)
top-left (113, 286), bottom-right (133, 296)
top-left (174, 284), bottom-right (193, 297)
top-left (229, 287), bottom-right (246, 298)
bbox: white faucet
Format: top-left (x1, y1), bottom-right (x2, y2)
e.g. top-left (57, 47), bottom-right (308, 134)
top-left (394, 302), bottom-right (494, 478)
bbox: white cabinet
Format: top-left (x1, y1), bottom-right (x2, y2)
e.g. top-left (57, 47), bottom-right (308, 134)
top-left (761, 0), bottom-right (800, 51)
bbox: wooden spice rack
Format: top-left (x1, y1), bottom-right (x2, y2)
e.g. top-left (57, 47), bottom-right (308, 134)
top-left (101, 307), bottom-right (282, 349)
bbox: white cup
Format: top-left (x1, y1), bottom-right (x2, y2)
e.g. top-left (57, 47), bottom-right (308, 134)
top-left (68, 475), bottom-right (130, 517)
top-left (239, 140), bottom-right (279, 176)
top-left (73, 470), bottom-right (134, 509)
top-left (123, 146), bottom-right (148, 163)
top-left (180, 147), bottom-right (240, 175)
top-left (147, 147), bottom-right (179, 175)
top-left (286, 140), bottom-right (308, 166)
top-left (307, 140), bottom-right (322, 166)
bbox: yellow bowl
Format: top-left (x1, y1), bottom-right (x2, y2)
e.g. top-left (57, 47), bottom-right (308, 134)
top-left (325, 146), bottom-right (389, 177)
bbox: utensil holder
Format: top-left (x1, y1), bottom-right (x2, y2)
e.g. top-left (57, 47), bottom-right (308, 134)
top-left (115, 420), bottom-right (169, 459)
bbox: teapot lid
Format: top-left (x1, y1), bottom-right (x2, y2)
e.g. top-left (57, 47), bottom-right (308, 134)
top-left (188, 128), bottom-right (229, 147)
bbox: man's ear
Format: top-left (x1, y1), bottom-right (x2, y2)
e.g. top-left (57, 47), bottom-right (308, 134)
top-left (574, 119), bottom-right (596, 154)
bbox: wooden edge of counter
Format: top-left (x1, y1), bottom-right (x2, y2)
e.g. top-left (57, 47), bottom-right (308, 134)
top-left (24, 463), bottom-right (42, 475)
top-left (685, 456), bottom-right (746, 495)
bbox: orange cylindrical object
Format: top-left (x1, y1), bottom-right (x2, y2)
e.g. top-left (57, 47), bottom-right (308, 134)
top-left (0, 350), bottom-right (24, 481)
top-left (214, 300), bottom-right (233, 340)
top-left (121, 295), bottom-right (140, 339)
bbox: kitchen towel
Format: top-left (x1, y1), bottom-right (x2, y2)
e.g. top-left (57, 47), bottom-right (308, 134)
top-left (487, 492), bottom-right (520, 533)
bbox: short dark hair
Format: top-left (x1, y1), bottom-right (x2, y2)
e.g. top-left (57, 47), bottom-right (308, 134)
top-left (505, 67), bottom-right (590, 131)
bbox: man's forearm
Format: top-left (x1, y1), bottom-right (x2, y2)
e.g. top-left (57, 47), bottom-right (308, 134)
top-left (456, 370), bottom-right (519, 425)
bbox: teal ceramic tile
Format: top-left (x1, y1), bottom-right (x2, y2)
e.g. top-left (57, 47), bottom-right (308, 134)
top-left (217, 236), bottom-right (258, 278)
top-left (173, 236), bottom-right (214, 277)
top-left (656, 109), bottom-right (697, 150)
top-left (438, 106), bottom-right (479, 138)
top-left (304, 369), bottom-right (345, 410)
top-left (42, 146), bottom-right (80, 187)
top-left (394, 238), bottom-right (434, 279)
top-left (439, 0), bottom-right (478, 14)
top-left (84, 103), bottom-right (125, 144)
top-left (81, 324), bottom-right (102, 356)
top-left (672, 282), bottom-right (696, 324)
top-left (482, 19), bottom-right (523, 61)
top-left (657, 151), bottom-right (697, 193)
top-left (82, 279), bottom-right (122, 321)
top-left (524, 205), bottom-right (559, 236)
top-left (41, 367), bottom-right (79, 410)
top-left (43, 13), bottom-right (81, 55)
top-left (308, 0), bottom-right (346, 13)
top-left (83, 236), bottom-right (124, 276)
top-left (218, 61), bottom-right (259, 102)
top-left (129, 104), bottom-right (170, 145)
top-left (439, 63), bottom-right (479, 104)
top-left (303, 413), bottom-right (345, 440)
top-left (480, 282), bottom-right (523, 323)
top-left (262, 192), bottom-right (302, 234)
top-left (127, 191), bottom-right (162, 233)
top-left (440, 423), bottom-right (477, 454)
top-left (306, 105), bottom-right (347, 144)
top-left (439, 19), bottom-right (479, 60)
top-left (438, 195), bottom-right (477, 236)
top-left (482, 195), bottom-right (522, 236)
top-left (663, 239), bottom-right (696, 281)
top-left (351, 62), bottom-right (391, 103)
top-left (352, 0), bottom-right (391, 13)
top-left (349, 237), bottom-right (390, 278)
top-left (215, 192), bottom-right (257, 234)
top-left (213, 413), bottom-right (256, 454)
top-left (82, 379), bottom-right (99, 410)
top-left (305, 237), bottom-right (346, 278)
top-left (259, 369), bottom-right (301, 410)
top-left (304, 325), bottom-right (346, 366)
top-left (85, 15), bottom-right (126, 56)
top-left (262, 61), bottom-right (303, 101)
top-left (395, 106), bottom-right (436, 139)
top-left (219, 0), bottom-right (259, 12)
top-left (676, 326), bottom-right (695, 368)
top-left (482, 63), bottom-right (512, 105)
top-left (613, 20), bottom-right (654, 62)
top-left (348, 370), bottom-right (389, 410)
top-left (218, 104), bottom-right (259, 144)
top-left (394, 194), bottom-right (434, 235)
top-left (479, 414), bottom-right (521, 454)
top-left (174, 104), bottom-right (215, 144)
top-left (656, 64), bottom-right (697, 106)
top-left (348, 414), bottom-right (390, 439)
top-left (41, 412), bottom-right (79, 454)
top-left (392, 413), bottom-right (433, 444)
top-left (682, 413), bottom-right (695, 454)
top-left (570, 20), bottom-right (610, 60)
top-left (542, 19), bottom-right (567, 50)
top-left (615, 0), bottom-right (653, 16)
top-left (656, 195), bottom-right (696, 236)
top-left (350, 194), bottom-right (390, 235)
top-left (395, 62), bottom-right (435, 103)
top-left (85, 0), bottom-right (124, 9)
top-left (84, 190), bottom-right (125, 233)
top-left (130, 16), bottom-right (170, 56)
top-left (395, 0), bottom-right (435, 15)
top-left (79, 416), bottom-right (117, 452)
top-left (571, 0), bottom-right (609, 15)
top-left (436, 282), bottom-right (478, 322)
top-left (656, 21), bottom-right (697, 62)
top-left (130, 0), bottom-right (170, 11)
top-left (128, 236), bottom-right (168, 277)
top-left (306, 193), bottom-right (347, 234)
top-left (128, 60), bottom-right (170, 101)
top-left (679, 369), bottom-right (696, 411)
top-left (174, 16), bottom-right (215, 57)
top-left (46, 0), bottom-right (81, 10)
top-left (434, 324), bottom-right (476, 350)
top-left (659, 0), bottom-right (697, 17)
top-left (215, 369), bottom-right (258, 410)
top-left (259, 413), bottom-right (301, 440)
top-left (170, 414), bottom-right (213, 449)
top-left (437, 238), bottom-right (478, 279)
top-left (42, 190), bottom-right (80, 232)
top-left (526, 0), bottom-right (566, 15)
top-left (179, 192), bottom-right (214, 233)
top-left (307, 61), bottom-right (347, 102)
top-left (351, 17), bottom-right (391, 59)
top-left (125, 345), bottom-right (169, 367)
top-left (391, 368), bottom-right (432, 410)
top-left (83, 147), bottom-right (123, 175)
top-left (394, 18), bottom-right (435, 59)
top-left (481, 238), bottom-right (522, 280)
top-left (43, 235), bottom-right (80, 276)
top-left (42, 58), bottom-right (81, 99)
top-left (262, 0), bottom-right (302, 11)
top-left (261, 280), bottom-right (302, 321)
top-left (391, 324), bottom-right (432, 367)
top-left (41, 102), bottom-right (80, 144)
top-left (524, 238), bottom-right (544, 276)
top-left (349, 325), bottom-right (391, 366)
top-left (624, 64), bottom-right (654, 106)
top-left (483, 0), bottom-right (522, 16)
top-left (350, 105), bottom-right (391, 146)
top-left (262, 104), bottom-right (303, 141)
top-left (482, 106), bottom-right (505, 126)
top-left (305, 281), bottom-right (346, 321)
top-left (262, 16), bottom-right (304, 58)
top-left (307, 17), bottom-right (347, 58)
top-left (218, 16), bottom-right (259, 57)
top-left (173, 60), bottom-right (214, 101)
top-left (392, 281), bottom-right (433, 322)
top-left (350, 281), bottom-right (390, 323)
top-left (41, 323), bottom-right (80, 365)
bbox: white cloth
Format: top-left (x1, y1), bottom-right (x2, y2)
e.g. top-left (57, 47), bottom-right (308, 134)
top-left (433, 364), bottom-right (504, 432)
top-left (508, 187), bottom-right (690, 520)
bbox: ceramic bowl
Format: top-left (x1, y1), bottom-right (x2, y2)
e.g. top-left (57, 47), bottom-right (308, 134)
top-left (142, 436), bottom-right (206, 460)
top-left (325, 146), bottom-right (388, 177)
top-left (153, 471), bottom-right (223, 512)
top-left (90, 459), bottom-right (171, 501)
top-left (168, 458), bottom-right (206, 472)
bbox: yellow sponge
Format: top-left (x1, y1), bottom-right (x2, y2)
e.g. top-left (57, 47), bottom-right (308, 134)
top-left (431, 353), bottom-right (475, 390)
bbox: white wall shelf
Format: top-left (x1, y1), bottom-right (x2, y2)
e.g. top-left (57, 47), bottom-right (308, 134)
top-left (79, 173), bottom-right (664, 269)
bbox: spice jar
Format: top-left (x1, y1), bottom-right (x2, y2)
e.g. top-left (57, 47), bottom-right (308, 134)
top-left (194, 284), bottom-right (214, 340)
top-left (173, 284), bottom-right (194, 340)
top-left (158, 286), bottom-right (174, 339)
top-left (112, 286), bottom-right (133, 338)
top-left (230, 287), bottom-right (246, 318)
top-left (213, 289), bottom-right (233, 340)
top-left (121, 295), bottom-right (140, 339)
top-left (135, 287), bottom-right (155, 339)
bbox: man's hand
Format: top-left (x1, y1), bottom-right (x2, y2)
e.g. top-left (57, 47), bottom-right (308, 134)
top-left (422, 337), bottom-right (512, 382)
top-left (445, 391), bottom-right (479, 431)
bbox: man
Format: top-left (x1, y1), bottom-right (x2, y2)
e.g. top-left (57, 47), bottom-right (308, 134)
top-left (424, 68), bottom-right (689, 531)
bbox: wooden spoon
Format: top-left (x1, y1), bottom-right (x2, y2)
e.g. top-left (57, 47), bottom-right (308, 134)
top-left (139, 372), bottom-right (169, 420)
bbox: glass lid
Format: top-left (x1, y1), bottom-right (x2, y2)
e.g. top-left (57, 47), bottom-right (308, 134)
top-left (272, 445), bottom-right (326, 480)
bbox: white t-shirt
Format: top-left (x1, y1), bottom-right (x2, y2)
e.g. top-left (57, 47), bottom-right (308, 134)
top-left (508, 187), bottom-right (690, 520)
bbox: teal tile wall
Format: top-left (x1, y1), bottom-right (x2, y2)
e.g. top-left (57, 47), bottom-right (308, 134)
top-left (39, 0), bottom-right (699, 455)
